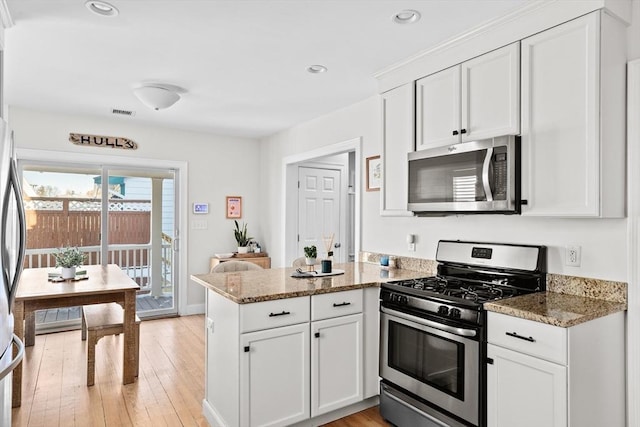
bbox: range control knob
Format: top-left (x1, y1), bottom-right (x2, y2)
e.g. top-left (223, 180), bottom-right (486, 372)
top-left (399, 295), bottom-right (409, 304)
top-left (449, 308), bottom-right (461, 319)
top-left (437, 306), bottom-right (449, 316)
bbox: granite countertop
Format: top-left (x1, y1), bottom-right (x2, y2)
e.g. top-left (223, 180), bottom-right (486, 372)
top-left (484, 291), bottom-right (627, 328)
top-left (191, 262), bottom-right (427, 304)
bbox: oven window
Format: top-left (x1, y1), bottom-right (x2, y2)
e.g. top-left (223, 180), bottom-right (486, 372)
top-left (388, 320), bottom-right (464, 400)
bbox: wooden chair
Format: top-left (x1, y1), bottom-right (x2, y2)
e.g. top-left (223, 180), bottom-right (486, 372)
top-left (81, 302), bottom-right (141, 386)
top-left (292, 257), bottom-right (307, 268)
top-left (210, 260), bottom-right (264, 273)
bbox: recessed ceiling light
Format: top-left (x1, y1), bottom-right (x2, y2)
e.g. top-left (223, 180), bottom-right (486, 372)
top-left (85, 1), bottom-right (119, 17)
top-left (392, 9), bottom-right (421, 24)
top-left (307, 65), bottom-right (327, 74)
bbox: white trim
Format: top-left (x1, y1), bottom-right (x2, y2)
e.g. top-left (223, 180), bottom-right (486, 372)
top-left (627, 58), bottom-right (640, 427)
top-left (184, 303), bottom-right (205, 316)
top-left (282, 138), bottom-right (362, 268)
top-left (16, 148), bottom-right (190, 317)
top-left (375, 0), bottom-right (613, 93)
top-left (374, 0), bottom-right (550, 80)
top-left (0, 0), bottom-right (14, 29)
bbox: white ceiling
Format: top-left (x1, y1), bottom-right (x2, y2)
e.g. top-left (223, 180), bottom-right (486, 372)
top-left (4, 0), bottom-right (529, 139)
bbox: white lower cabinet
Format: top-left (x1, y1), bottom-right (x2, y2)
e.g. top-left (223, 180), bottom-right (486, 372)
top-left (311, 313), bottom-right (363, 417)
top-left (487, 344), bottom-right (567, 427)
top-left (241, 323), bottom-right (310, 427)
top-left (204, 288), bottom-right (372, 427)
top-left (486, 311), bottom-right (625, 427)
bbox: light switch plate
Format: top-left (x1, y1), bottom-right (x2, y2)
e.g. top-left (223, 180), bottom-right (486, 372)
top-left (191, 220), bottom-right (208, 230)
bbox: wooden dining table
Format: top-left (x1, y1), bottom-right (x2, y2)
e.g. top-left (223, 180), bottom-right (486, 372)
top-left (11, 264), bottom-right (140, 407)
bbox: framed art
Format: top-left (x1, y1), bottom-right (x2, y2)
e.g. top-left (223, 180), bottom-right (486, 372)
top-left (226, 196), bottom-right (242, 218)
top-left (366, 155), bottom-right (381, 191)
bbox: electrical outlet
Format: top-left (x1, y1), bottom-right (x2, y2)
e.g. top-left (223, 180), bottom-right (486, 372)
top-left (566, 245), bottom-right (581, 267)
top-left (408, 243), bottom-right (415, 251)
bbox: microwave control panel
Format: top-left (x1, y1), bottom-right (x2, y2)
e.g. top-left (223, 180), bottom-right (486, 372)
top-left (493, 150), bottom-right (508, 200)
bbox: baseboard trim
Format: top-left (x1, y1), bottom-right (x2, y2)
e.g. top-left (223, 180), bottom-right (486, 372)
top-left (184, 303), bottom-right (205, 316)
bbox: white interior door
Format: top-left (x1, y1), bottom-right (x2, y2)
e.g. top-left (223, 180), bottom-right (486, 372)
top-left (298, 167), bottom-right (342, 262)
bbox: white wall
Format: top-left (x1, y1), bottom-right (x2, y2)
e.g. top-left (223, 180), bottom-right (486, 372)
top-left (629, 0), bottom-right (640, 59)
top-left (261, 95), bottom-right (628, 281)
top-left (9, 106), bottom-right (262, 312)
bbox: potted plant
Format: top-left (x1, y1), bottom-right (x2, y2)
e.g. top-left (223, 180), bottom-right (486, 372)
top-left (304, 245), bottom-right (317, 265)
top-left (234, 220), bottom-right (253, 254)
top-left (53, 246), bottom-right (86, 279)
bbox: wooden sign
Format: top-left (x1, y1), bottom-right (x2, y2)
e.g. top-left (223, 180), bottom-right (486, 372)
top-left (69, 133), bottom-right (138, 150)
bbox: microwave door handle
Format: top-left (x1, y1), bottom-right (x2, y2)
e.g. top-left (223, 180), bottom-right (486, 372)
top-left (482, 148), bottom-right (493, 202)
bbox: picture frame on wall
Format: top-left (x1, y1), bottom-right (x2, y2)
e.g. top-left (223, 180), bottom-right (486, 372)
top-left (226, 196), bottom-right (242, 218)
top-left (366, 155), bottom-right (381, 191)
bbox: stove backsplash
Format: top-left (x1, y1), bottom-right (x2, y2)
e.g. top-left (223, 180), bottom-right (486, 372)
top-left (361, 252), bottom-right (627, 304)
top-left (359, 252), bottom-right (437, 275)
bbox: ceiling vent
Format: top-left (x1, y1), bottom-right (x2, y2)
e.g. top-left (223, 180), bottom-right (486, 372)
top-left (112, 108), bottom-right (135, 116)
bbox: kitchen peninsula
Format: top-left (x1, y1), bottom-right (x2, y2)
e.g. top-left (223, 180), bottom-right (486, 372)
top-left (191, 262), bottom-right (425, 427)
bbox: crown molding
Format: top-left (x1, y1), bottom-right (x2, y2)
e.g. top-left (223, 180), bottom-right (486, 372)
top-left (373, 0), bottom-right (552, 81)
top-left (373, 0), bottom-right (621, 92)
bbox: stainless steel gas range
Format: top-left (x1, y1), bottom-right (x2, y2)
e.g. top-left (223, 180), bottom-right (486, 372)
top-left (379, 240), bottom-right (546, 427)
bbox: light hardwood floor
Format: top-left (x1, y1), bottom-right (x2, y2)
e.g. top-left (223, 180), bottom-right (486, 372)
top-left (12, 314), bottom-right (390, 427)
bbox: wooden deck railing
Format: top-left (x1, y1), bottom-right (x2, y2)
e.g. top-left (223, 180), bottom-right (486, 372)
top-left (25, 238), bottom-right (173, 294)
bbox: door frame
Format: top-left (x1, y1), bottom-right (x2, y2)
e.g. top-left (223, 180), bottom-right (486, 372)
top-left (16, 148), bottom-right (189, 316)
top-left (627, 58), bottom-right (640, 427)
top-left (282, 137), bottom-right (362, 266)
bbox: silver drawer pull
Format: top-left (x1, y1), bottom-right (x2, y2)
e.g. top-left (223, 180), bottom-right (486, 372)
top-left (506, 331), bottom-right (535, 342)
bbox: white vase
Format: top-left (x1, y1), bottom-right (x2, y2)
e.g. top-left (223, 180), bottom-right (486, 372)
top-left (305, 257), bottom-right (316, 266)
top-left (237, 246), bottom-right (249, 254)
top-left (61, 266), bottom-right (76, 279)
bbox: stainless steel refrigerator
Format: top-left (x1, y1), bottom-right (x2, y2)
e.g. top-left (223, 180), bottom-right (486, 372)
top-left (0, 118), bottom-right (25, 424)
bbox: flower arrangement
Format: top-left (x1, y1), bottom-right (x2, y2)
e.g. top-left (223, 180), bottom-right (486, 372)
top-left (53, 246), bottom-right (86, 268)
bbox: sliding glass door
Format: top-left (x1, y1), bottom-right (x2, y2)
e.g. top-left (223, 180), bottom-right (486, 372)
top-left (20, 162), bottom-right (178, 331)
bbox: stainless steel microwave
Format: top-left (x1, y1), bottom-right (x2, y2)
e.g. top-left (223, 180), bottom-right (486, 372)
top-left (407, 135), bottom-right (520, 214)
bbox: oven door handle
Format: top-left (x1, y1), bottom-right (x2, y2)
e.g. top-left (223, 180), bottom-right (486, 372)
top-left (381, 306), bottom-right (477, 338)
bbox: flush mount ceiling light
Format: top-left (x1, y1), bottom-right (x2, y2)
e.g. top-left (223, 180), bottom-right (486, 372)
top-left (307, 65), bottom-right (328, 74)
top-left (392, 9), bottom-right (421, 24)
top-left (133, 84), bottom-right (184, 111)
top-left (85, 0), bottom-right (119, 17)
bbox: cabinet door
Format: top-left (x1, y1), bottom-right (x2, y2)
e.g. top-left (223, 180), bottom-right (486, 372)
top-left (311, 314), bottom-right (363, 416)
top-left (380, 83), bottom-right (415, 216)
top-left (487, 344), bottom-right (567, 427)
top-left (241, 323), bottom-right (310, 427)
top-left (520, 13), bottom-right (600, 216)
top-left (461, 43), bottom-right (520, 142)
top-left (416, 66), bottom-right (460, 149)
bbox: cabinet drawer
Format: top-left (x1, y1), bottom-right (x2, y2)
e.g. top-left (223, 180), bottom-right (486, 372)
top-left (312, 289), bottom-right (363, 321)
top-left (240, 296), bottom-right (310, 333)
top-left (487, 311), bottom-right (567, 365)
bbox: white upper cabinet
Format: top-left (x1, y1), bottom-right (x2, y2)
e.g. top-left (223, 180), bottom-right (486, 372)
top-left (520, 11), bottom-right (626, 217)
top-left (380, 82), bottom-right (415, 216)
top-left (416, 66), bottom-right (460, 148)
top-left (416, 42), bottom-right (520, 150)
top-left (461, 44), bottom-right (520, 142)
